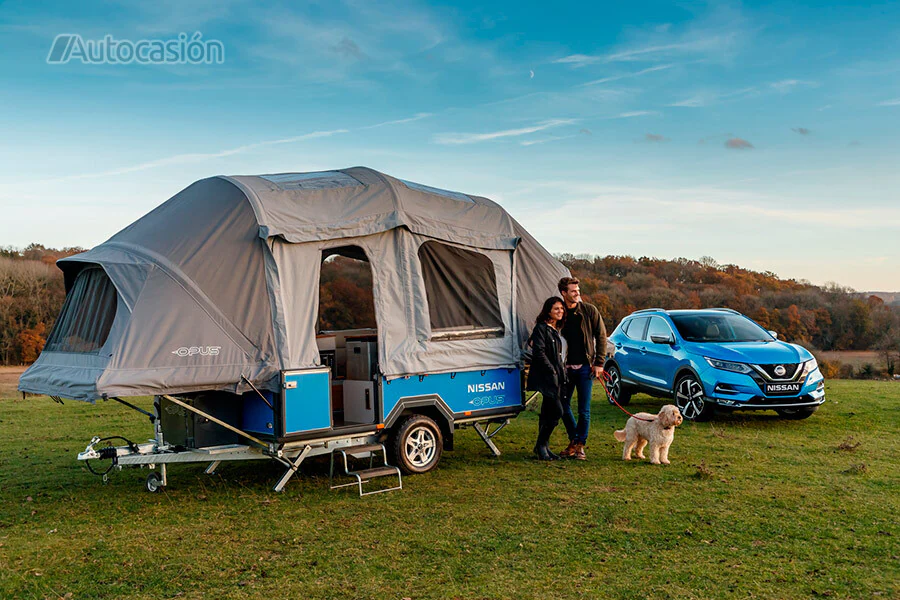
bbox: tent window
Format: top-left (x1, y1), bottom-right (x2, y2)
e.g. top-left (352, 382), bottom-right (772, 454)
top-left (260, 172), bottom-right (361, 191)
top-left (418, 241), bottom-right (504, 341)
top-left (45, 267), bottom-right (117, 353)
top-left (400, 179), bottom-right (474, 204)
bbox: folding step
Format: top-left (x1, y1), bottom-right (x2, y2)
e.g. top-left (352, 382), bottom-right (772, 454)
top-left (350, 466), bottom-right (401, 479)
top-left (340, 443), bottom-right (385, 456)
top-left (329, 443), bottom-right (402, 497)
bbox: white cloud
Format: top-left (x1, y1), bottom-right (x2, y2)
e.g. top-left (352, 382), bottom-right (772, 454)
top-left (876, 98), bottom-right (900, 106)
top-left (580, 63), bottom-right (675, 86)
top-left (520, 134), bottom-right (579, 146)
top-left (361, 112), bottom-right (433, 129)
top-left (668, 96), bottom-right (707, 107)
top-left (433, 119), bottom-right (576, 145)
top-left (613, 110), bottom-right (660, 118)
top-left (769, 79), bottom-right (818, 92)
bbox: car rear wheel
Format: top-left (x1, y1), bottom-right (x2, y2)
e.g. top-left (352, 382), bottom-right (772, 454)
top-left (604, 364), bottom-right (632, 406)
top-left (776, 406), bottom-right (818, 420)
top-left (674, 373), bottom-right (714, 421)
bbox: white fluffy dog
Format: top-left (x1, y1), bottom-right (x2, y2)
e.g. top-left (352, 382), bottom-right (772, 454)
top-left (613, 405), bottom-right (683, 465)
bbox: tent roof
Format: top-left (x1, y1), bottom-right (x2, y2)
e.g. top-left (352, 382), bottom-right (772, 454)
top-left (223, 166), bottom-right (520, 250)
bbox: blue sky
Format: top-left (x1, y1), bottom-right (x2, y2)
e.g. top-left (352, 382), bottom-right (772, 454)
top-left (1, 0), bottom-right (898, 291)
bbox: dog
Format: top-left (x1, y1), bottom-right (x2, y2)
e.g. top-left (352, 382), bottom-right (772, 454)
top-left (613, 405), bottom-right (683, 465)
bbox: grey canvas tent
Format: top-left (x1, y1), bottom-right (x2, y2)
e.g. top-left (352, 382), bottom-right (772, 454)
top-left (19, 167), bottom-right (568, 403)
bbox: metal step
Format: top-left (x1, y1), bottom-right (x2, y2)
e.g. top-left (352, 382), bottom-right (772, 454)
top-left (329, 442), bottom-right (403, 497)
top-left (349, 466), bottom-right (400, 479)
top-left (339, 443), bottom-right (384, 456)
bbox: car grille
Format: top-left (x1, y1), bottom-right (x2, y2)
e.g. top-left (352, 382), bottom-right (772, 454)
top-left (753, 363), bottom-right (801, 381)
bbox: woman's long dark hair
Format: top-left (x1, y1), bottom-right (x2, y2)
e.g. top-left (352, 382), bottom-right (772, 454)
top-left (535, 296), bottom-right (565, 330)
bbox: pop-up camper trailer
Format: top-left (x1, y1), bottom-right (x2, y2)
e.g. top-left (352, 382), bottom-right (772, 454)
top-left (19, 167), bottom-right (568, 494)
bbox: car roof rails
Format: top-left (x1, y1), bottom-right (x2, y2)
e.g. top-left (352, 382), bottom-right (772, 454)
top-left (707, 307), bottom-right (740, 314)
top-left (632, 307), bottom-right (667, 314)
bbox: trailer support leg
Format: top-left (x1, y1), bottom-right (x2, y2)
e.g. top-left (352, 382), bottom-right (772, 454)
top-left (474, 420), bottom-right (508, 457)
top-left (273, 445), bottom-right (312, 493)
top-left (205, 461), bottom-right (221, 475)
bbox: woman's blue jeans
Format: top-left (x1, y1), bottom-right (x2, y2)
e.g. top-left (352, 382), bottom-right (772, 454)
top-left (562, 364), bottom-right (593, 444)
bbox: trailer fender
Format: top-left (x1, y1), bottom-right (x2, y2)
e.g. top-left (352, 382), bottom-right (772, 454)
top-left (384, 395), bottom-right (454, 450)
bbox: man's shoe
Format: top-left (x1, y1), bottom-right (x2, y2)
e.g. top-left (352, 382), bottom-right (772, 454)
top-left (573, 444), bottom-right (587, 461)
top-left (546, 447), bottom-right (561, 460)
top-left (559, 442), bottom-right (578, 458)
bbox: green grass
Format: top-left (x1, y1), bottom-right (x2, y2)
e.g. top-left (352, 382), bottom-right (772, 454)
top-left (1, 381), bottom-right (898, 599)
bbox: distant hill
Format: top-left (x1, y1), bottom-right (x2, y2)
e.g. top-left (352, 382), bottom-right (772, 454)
top-left (864, 292), bottom-right (900, 306)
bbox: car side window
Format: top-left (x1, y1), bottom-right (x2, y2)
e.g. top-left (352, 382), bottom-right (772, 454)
top-left (647, 316), bottom-right (674, 340)
top-left (624, 316), bottom-right (649, 341)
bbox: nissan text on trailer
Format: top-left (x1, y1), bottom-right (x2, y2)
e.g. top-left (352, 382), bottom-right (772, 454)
top-left (19, 167), bottom-right (568, 494)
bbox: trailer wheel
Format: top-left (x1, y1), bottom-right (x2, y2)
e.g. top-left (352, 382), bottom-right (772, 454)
top-left (391, 414), bottom-right (443, 475)
top-left (145, 471), bottom-right (163, 493)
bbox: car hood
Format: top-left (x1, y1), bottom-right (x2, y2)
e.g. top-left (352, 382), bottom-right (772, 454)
top-left (684, 341), bottom-right (812, 364)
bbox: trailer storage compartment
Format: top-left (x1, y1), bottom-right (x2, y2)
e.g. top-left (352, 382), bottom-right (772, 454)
top-left (159, 393), bottom-right (241, 448)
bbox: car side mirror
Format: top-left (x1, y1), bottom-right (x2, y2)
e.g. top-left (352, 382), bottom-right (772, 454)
top-left (768, 330), bottom-right (779, 340)
top-left (650, 334), bottom-right (675, 345)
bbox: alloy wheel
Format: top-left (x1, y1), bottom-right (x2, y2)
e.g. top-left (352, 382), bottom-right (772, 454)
top-left (675, 376), bottom-right (706, 420)
top-left (606, 367), bottom-right (621, 405)
top-left (404, 426), bottom-right (437, 468)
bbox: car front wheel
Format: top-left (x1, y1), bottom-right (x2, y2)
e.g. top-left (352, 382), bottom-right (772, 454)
top-left (674, 373), bottom-right (714, 421)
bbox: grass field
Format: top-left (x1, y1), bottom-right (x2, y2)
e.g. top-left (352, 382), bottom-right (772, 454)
top-left (1, 375), bottom-right (898, 599)
top-left (815, 350), bottom-right (884, 370)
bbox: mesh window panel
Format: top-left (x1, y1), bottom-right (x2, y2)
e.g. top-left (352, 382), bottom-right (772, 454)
top-left (45, 267), bottom-right (118, 353)
top-left (417, 241), bottom-right (503, 336)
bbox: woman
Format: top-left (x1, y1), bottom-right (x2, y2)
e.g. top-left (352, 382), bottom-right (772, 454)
top-left (526, 297), bottom-right (576, 460)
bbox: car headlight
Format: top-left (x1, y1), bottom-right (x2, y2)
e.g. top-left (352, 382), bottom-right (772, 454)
top-left (802, 358), bottom-right (820, 378)
top-left (704, 357), bottom-right (752, 374)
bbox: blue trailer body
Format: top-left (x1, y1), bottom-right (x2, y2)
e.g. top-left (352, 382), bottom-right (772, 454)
top-left (382, 367), bottom-right (523, 420)
top-left (241, 366), bottom-right (523, 442)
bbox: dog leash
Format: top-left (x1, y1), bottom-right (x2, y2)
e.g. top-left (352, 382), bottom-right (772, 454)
top-left (601, 370), bottom-right (655, 422)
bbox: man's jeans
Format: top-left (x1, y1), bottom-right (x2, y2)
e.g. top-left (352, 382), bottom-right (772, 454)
top-left (562, 364), bottom-right (593, 444)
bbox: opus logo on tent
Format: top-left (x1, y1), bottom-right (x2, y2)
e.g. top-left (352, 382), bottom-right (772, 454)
top-left (47, 32), bottom-right (225, 65)
top-left (172, 346), bottom-right (221, 358)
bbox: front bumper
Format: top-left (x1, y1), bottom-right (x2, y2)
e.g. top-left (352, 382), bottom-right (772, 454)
top-left (699, 365), bottom-right (826, 410)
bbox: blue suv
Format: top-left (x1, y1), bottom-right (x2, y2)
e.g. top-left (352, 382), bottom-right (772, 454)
top-left (604, 308), bottom-right (825, 421)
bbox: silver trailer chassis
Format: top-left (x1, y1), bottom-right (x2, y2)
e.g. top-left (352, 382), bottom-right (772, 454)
top-left (78, 395), bottom-right (382, 493)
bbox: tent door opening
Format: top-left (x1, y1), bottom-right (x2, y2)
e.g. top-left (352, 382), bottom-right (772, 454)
top-left (317, 246), bottom-right (380, 431)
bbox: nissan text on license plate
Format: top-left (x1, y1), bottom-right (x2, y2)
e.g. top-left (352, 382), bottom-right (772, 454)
top-left (765, 382), bottom-right (802, 395)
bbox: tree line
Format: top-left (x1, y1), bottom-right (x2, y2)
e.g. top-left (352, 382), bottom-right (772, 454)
top-left (1, 246), bottom-right (898, 374)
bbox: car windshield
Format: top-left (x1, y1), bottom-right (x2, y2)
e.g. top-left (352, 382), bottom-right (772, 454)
top-left (669, 313), bottom-right (774, 343)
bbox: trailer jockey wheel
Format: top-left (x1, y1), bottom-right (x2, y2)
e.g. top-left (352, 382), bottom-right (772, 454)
top-left (392, 414), bottom-right (443, 475)
top-left (145, 471), bottom-right (164, 493)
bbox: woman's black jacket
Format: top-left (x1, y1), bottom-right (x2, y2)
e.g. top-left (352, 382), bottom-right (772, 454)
top-left (526, 322), bottom-right (567, 396)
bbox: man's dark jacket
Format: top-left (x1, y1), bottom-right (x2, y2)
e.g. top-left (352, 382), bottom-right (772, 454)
top-left (526, 323), bottom-right (567, 395)
top-left (565, 302), bottom-right (608, 367)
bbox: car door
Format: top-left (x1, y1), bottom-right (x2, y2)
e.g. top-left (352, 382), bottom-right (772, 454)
top-left (616, 316), bottom-right (649, 385)
top-left (642, 316), bottom-right (679, 392)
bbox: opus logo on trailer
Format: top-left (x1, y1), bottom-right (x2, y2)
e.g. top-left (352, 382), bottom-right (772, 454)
top-left (469, 395), bottom-right (505, 407)
top-left (47, 32), bottom-right (225, 65)
top-left (171, 346), bottom-right (221, 358)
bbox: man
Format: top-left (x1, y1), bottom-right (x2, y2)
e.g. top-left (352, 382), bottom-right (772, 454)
top-left (557, 276), bottom-right (607, 460)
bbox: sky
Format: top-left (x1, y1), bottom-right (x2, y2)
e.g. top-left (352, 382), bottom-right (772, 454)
top-left (0, 0), bottom-right (898, 291)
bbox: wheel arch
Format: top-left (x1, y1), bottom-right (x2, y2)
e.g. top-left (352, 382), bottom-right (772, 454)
top-left (384, 395), bottom-right (454, 450)
top-left (673, 364), bottom-right (704, 395)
